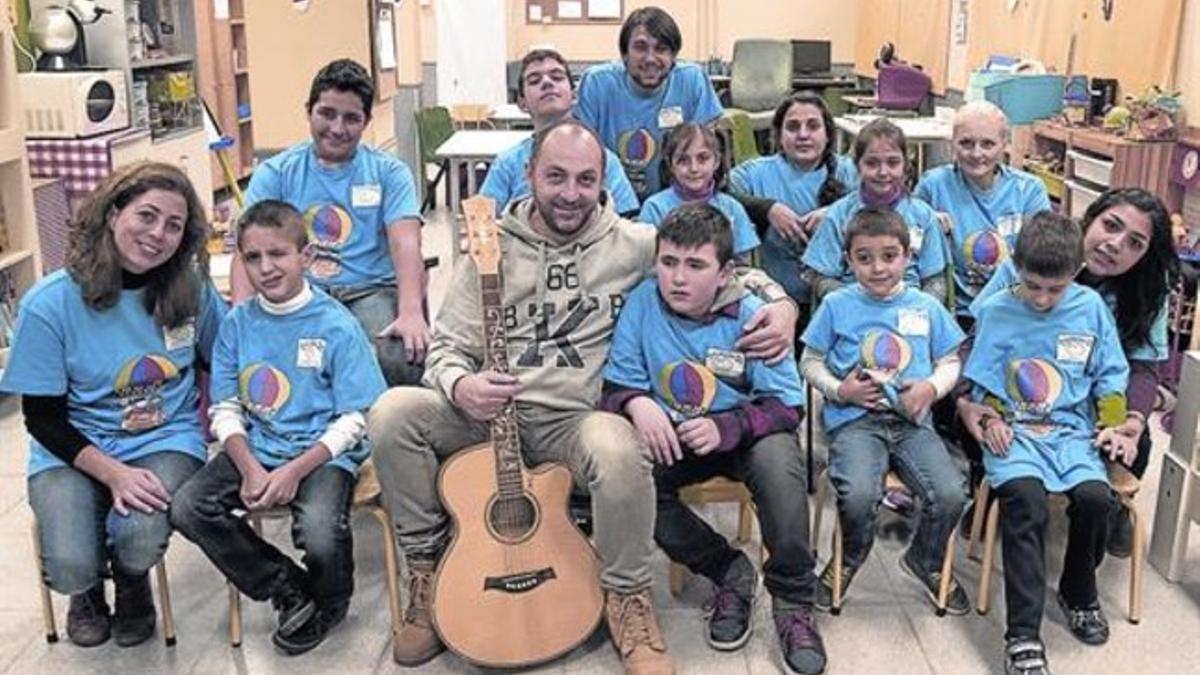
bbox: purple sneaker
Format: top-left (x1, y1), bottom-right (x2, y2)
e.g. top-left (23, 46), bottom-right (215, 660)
top-left (775, 607), bottom-right (827, 674)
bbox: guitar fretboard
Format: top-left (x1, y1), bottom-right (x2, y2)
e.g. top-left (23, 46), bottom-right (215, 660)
top-left (480, 272), bottom-right (524, 500)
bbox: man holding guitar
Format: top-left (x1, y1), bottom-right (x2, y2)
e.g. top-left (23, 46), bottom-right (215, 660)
top-left (369, 120), bottom-right (798, 674)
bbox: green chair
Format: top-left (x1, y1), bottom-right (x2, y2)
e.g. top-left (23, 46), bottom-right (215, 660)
top-left (725, 39), bottom-right (793, 131)
top-left (725, 110), bottom-right (761, 166)
top-left (415, 106), bottom-right (455, 214)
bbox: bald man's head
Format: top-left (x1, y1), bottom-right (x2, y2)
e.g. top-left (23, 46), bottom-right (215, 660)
top-left (527, 120), bottom-right (607, 242)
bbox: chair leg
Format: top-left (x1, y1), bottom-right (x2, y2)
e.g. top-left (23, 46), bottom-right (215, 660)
top-left (736, 498), bottom-right (753, 544)
top-left (977, 499), bottom-right (1001, 615)
top-left (154, 560), bottom-right (176, 646)
top-left (367, 505), bottom-right (403, 636)
top-left (31, 523), bottom-right (58, 643)
top-left (811, 476), bottom-right (828, 551)
top-left (228, 582), bottom-right (242, 648)
top-left (1127, 497), bottom-right (1144, 625)
top-left (831, 519), bottom-right (843, 615)
top-left (935, 529), bottom-right (957, 617)
top-left (967, 482), bottom-right (990, 561)
top-left (669, 562), bottom-right (686, 597)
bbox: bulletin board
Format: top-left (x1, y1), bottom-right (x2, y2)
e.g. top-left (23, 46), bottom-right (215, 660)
top-left (524, 0), bottom-right (624, 25)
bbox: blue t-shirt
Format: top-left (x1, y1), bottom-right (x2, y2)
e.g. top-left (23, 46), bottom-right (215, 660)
top-left (575, 61), bottom-right (724, 200)
top-left (0, 270), bottom-right (226, 476)
top-left (729, 153), bottom-right (858, 215)
top-left (210, 288), bottom-right (387, 474)
top-left (914, 165), bottom-right (1050, 314)
top-left (964, 284), bottom-right (1129, 491)
top-left (637, 189), bottom-right (760, 256)
top-left (245, 141), bottom-right (421, 291)
top-left (970, 258), bottom-right (1169, 361)
top-left (802, 191), bottom-right (949, 287)
top-left (479, 136), bottom-right (640, 215)
top-left (605, 279), bottom-right (804, 421)
top-left (801, 284), bottom-right (964, 431)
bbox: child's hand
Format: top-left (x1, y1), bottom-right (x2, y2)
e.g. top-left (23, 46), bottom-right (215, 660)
top-left (247, 464), bottom-right (305, 510)
top-left (898, 380), bottom-right (937, 421)
top-left (797, 207), bottom-right (829, 237)
top-left (837, 366), bottom-right (883, 409)
top-left (981, 416), bottom-right (1013, 456)
top-left (379, 310), bottom-right (432, 365)
top-left (768, 203), bottom-right (808, 243)
top-left (626, 396), bottom-right (683, 466)
top-left (956, 397), bottom-right (991, 442)
top-left (677, 417), bottom-right (721, 456)
top-left (1094, 426), bottom-right (1139, 466)
top-left (239, 462), bottom-right (270, 509)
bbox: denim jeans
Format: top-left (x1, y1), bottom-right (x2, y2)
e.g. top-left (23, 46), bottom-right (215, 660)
top-left (759, 227), bottom-right (812, 306)
top-left (368, 387), bottom-right (656, 592)
top-left (654, 432), bottom-right (817, 607)
top-left (28, 451), bottom-right (202, 594)
top-left (327, 284), bottom-right (425, 388)
top-left (169, 453), bottom-right (356, 608)
top-left (828, 413), bottom-right (967, 573)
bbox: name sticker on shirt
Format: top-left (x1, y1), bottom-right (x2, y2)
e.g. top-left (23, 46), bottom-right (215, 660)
top-left (995, 214), bottom-right (1023, 239)
top-left (657, 106), bottom-right (684, 129)
top-left (909, 226), bottom-right (925, 254)
top-left (163, 319), bottom-right (196, 351)
top-left (297, 338), bottom-right (326, 369)
top-left (1056, 333), bottom-right (1095, 364)
top-left (351, 184), bottom-right (382, 208)
top-left (706, 349), bottom-right (745, 379)
top-left (897, 309), bottom-right (930, 337)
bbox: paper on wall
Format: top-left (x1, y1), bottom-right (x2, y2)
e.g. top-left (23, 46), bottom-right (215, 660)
top-left (589, 0), bottom-right (621, 19)
top-left (558, 1), bottom-right (582, 19)
top-left (529, 5), bottom-right (542, 21)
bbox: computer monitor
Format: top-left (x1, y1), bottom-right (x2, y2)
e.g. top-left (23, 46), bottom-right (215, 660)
top-left (791, 40), bottom-right (832, 76)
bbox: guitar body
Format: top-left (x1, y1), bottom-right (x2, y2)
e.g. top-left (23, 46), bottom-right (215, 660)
top-left (432, 442), bottom-right (604, 667)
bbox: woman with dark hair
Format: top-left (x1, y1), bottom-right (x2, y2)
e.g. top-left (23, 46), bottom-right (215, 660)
top-left (962, 187), bottom-right (1178, 556)
top-left (1, 162), bottom-right (226, 647)
top-left (729, 91), bottom-right (856, 305)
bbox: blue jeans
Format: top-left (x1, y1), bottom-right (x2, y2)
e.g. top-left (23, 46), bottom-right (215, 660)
top-left (28, 451), bottom-right (202, 594)
top-left (759, 227), bottom-right (812, 305)
top-left (828, 413), bottom-right (967, 574)
top-left (328, 284), bottom-right (425, 388)
top-left (170, 453), bottom-right (356, 608)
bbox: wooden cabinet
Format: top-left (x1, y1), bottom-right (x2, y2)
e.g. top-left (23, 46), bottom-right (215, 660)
top-left (194, 0), bottom-right (255, 191)
top-left (111, 128), bottom-right (213, 213)
top-left (0, 1), bottom-right (43, 304)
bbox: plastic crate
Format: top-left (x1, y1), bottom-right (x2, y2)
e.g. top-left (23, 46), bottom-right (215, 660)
top-left (983, 75), bottom-right (1066, 124)
top-left (1025, 160), bottom-right (1066, 201)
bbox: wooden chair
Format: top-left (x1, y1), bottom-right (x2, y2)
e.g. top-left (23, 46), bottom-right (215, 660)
top-left (811, 469), bottom-right (959, 616)
top-left (32, 521), bottom-right (177, 645)
top-left (227, 460), bottom-right (401, 646)
top-left (968, 463), bottom-right (1145, 623)
top-left (667, 477), bottom-right (757, 596)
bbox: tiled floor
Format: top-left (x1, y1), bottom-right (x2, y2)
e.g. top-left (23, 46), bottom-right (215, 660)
top-left (2, 207), bottom-right (1199, 674)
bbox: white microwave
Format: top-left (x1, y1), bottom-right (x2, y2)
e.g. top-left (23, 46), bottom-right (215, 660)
top-left (19, 70), bottom-right (130, 139)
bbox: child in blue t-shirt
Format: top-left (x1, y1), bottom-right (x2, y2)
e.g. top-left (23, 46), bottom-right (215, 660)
top-left (799, 208), bottom-right (968, 615)
top-left (802, 118), bottom-right (949, 305)
top-left (962, 212), bottom-right (1131, 675)
top-left (171, 200), bottom-right (386, 656)
top-left (600, 203), bottom-right (826, 673)
top-left (638, 122), bottom-right (760, 261)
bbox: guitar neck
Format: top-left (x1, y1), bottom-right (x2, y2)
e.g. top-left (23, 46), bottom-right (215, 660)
top-left (480, 271), bottom-right (524, 498)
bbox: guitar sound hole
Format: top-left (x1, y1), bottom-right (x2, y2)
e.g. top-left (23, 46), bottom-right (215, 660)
top-left (488, 495), bottom-right (537, 541)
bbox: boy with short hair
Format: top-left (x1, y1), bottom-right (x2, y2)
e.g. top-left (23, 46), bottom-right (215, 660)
top-left (171, 200), bottom-right (387, 655)
top-left (600, 203), bottom-right (826, 675)
top-left (799, 208), bottom-right (970, 615)
top-left (964, 212), bottom-right (1132, 675)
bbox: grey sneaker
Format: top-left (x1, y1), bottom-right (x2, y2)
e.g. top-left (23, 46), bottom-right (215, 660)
top-left (1005, 637), bottom-right (1051, 675)
top-left (814, 561), bottom-right (857, 613)
top-left (898, 551), bottom-right (970, 616)
top-left (775, 607), bottom-right (827, 674)
top-left (271, 576), bottom-right (316, 639)
top-left (1055, 591), bottom-right (1109, 645)
top-left (705, 554), bottom-right (756, 650)
top-left (66, 583), bottom-right (111, 647)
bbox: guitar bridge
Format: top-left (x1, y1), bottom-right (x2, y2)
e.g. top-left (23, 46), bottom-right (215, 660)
top-left (483, 568), bottom-right (557, 594)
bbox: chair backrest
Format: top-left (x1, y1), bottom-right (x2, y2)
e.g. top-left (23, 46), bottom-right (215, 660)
top-left (415, 106), bottom-right (455, 165)
top-left (724, 110), bottom-right (760, 166)
top-left (876, 63), bottom-right (932, 111)
top-left (450, 103), bottom-right (494, 129)
top-left (729, 39), bottom-right (793, 113)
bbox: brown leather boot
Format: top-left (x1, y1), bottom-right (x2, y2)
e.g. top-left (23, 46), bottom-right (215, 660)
top-left (392, 558), bottom-right (444, 666)
top-left (604, 588), bottom-right (674, 675)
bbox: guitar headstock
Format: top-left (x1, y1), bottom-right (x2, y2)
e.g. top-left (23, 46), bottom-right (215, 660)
top-left (463, 195), bottom-right (501, 275)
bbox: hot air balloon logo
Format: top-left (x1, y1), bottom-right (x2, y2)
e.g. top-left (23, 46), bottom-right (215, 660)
top-left (114, 354), bottom-right (180, 431)
top-left (303, 204), bottom-right (353, 279)
top-left (1006, 358), bottom-right (1063, 418)
top-left (658, 360), bottom-right (718, 419)
top-left (963, 230), bottom-right (1009, 287)
top-left (860, 330), bottom-right (913, 384)
top-left (617, 128), bottom-right (657, 168)
top-left (238, 364), bottom-right (292, 418)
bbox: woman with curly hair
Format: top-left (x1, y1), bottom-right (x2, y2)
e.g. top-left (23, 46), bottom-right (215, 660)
top-left (1, 162), bottom-right (226, 647)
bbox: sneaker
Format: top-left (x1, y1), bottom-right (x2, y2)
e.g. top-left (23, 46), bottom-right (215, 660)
top-left (898, 552), bottom-right (971, 616)
top-left (1055, 591), bottom-right (1109, 645)
top-left (1004, 637), bottom-right (1051, 675)
top-left (705, 554), bottom-right (756, 651)
top-left (881, 486), bottom-right (915, 516)
top-left (112, 571), bottom-right (156, 647)
top-left (393, 557), bottom-right (445, 666)
top-left (271, 575), bottom-right (316, 640)
top-left (603, 588), bottom-right (674, 675)
top-left (66, 583), bottom-right (111, 647)
top-left (814, 561), bottom-right (857, 612)
top-left (775, 607), bottom-right (827, 675)
top-left (1106, 503), bottom-right (1134, 559)
top-left (272, 606), bottom-right (346, 656)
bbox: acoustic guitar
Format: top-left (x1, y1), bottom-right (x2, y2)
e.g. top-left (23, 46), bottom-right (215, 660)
top-left (431, 195), bottom-right (603, 667)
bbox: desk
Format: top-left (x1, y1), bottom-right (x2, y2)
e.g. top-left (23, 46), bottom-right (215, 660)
top-left (489, 104), bottom-right (533, 129)
top-left (709, 74), bottom-right (857, 93)
top-left (435, 130), bottom-right (531, 261)
top-left (834, 114), bottom-right (952, 173)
